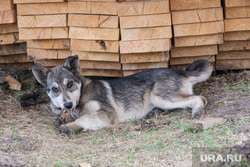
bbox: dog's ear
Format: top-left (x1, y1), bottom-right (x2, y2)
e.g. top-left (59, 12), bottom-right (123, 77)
top-left (32, 64), bottom-right (50, 86)
top-left (63, 55), bottom-right (80, 74)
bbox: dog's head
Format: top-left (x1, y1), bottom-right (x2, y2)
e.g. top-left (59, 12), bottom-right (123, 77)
top-left (32, 55), bottom-right (82, 115)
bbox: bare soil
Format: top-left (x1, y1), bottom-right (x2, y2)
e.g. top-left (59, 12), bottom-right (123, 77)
top-left (0, 69), bottom-right (249, 167)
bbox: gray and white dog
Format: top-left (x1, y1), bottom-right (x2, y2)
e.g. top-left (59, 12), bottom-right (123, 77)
top-left (32, 55), bottom-right (213, 135)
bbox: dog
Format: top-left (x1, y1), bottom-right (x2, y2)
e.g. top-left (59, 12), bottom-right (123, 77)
top-left (32, 55), bottom-right (213, 135)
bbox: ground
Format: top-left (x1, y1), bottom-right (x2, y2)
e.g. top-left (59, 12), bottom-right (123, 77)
top-left (0, 69), bottom-right (249, 167)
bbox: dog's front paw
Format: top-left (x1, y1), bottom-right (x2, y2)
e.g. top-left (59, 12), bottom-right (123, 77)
top-left (58, 124), bottom-right (83, 137)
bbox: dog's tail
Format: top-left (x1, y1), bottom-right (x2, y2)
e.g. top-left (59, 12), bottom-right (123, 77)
top-left (185, 60), bottom-right (213, 85)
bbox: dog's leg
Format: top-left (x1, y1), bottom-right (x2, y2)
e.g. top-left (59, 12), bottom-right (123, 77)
top-left (151, 95), bottom-right (207, 119)
top-left (59, 111), bottom-right (112, 136)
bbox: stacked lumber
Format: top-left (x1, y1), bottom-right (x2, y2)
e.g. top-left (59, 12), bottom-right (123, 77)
top-left (0, 0), bottom-right (31, 69)
top-left (118, 0), bottom-right (172, 76)
top-left (170, 0), bottom-right (224, 70)
top-left (216, 0), bottom-right (250, 70)
top-left (14, 0), bottom-right (71, 69)
top-left (68, 0), bottom-right (122, 77)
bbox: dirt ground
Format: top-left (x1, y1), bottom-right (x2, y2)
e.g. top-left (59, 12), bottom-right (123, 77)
top-left (0, 68), bottom-right (249, 167)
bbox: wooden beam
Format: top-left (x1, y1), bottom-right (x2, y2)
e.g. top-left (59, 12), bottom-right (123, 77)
top-left (117, 0), bottom-right (170, 16)
top-left (72, 51), bottom-right (119, 62)
top-left (171, 45), bottom-right (218, 57)
top-left (121, 27), bottom-right (172, 41)
top-left (0, 10), bottom-right (16, 24)
top-left (5, 75), bottom-right (22, 90)
top-left (27, 49), bottom-right (72, 60)
top-left (27, 39), bottom-right (70, 49)
top-left (216, 59), bottom-right (250, 70)
top-left (225, 18), bottom-right (250, 32)
top-left (174, 34), bottom-right (223, 47)
top-left (217, 51), bottom-right (250, 60)
top-left (174, 21), bottom-right (224, 37)
top-left (0, 54), bottom-right (32, 63)
top-left (69, 27), bottom-right (119, 40)
top-left (224, 31), bottom-right (250, 41)
top-left (172, 8), bottom-right (223, 25)
top-left (120, 39), bottom-right (171, 54)
top-left (17, 2), bottom-right (68, 15)
top-left (14, 0), bottom-right (65, 4)
top-left (122, 62), bottom-right (169, 70)
top-left (170, 0), bottom-right (221, 11)
top-left (0, 24), bottom-right (18, 34)
top-left (219, 41), bottom-right (250, 51)
top-left (68, 0), bottom-right (117, 2)
top-left (224, 0), bottom-right (250, 7)
top-left (34, 59), bottom-right (64, 66)
top-left (79, 61), bottom-right (121, 70)
top-left (120, 14), bottom-right (171, 29)
top-left (225, 7), bottom-right (250, 19)
top-left (123, 70), bottom-right (148, 77)
top-left (68, 2), bottom-right (117, 15)
top-left (0, 43), bottom-right (27, 56)
top-left (0, 0), bottom-right (15, 10)
top-left (0, 33), bottom-right (19, 45)
top-left (19, 27), bottom-right (68, 40)
top-left (71, 39), bottom-right (119, 53)
top-left (80, 69), bottom-right (123, 77)
top-left (17, 15), bottom-right (67, 28)
top-left (121, 52), bottom-right (170, 63)
top-left (68, 14), bottom-right (118, 28)
top-left (170, 55), bottom-right (215, 65)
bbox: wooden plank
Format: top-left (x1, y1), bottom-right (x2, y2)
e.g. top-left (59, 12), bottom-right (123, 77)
top-left (118, 0), bottom-right (170, 16)
top-left (27, 39), bottom-right (70, 49)
top-left (120, 14), bottom-right (171, 29)
top-left (0, 33), bottom-right (19, 45)
top-left (0, 63), bottom-right (32, 70)
top-left (5, 75), bottom-right (22, 90)
top-left (80, 69), bottom-right (123, 77)
top-left (0, 10), bottom-right (16, 24)
top-left (174, 34), bottom-right (223, 47)
top-left (14, 0), bottom-right (65, 4)
top-left (169, 64), bottom-right (189, 70)
top-left (123, 70), bottom-right (148, 77)
top-left (121, 52), bottom-right (170, 63)
top-left (174, 21), bottom-right (224, 37)
top-left (71, 39), bottom-right (119, 53)
top-left (0, 43), bottom-right (27, 56)
top-left (17, 15), bottom-right (67, 28)
top-left (68, 2), bottom-right (117, 15)
top-left (225, 18), bottom-right (250, 32)
top-left (34, 59), bottom-right (64, 66)
top-left (172, 8), bottom-right (223, 25)
top-left (122, 62), bottom-right (169, 70)
top-left (121, 27), bottom-right (172, 41)
top-left (171, 45), bottom-right (218, 57)
top-left (219, 41), bottom-right (250, 51)
top-left (0, 54), bottom-right (32, 63)
top-left (17, 2), bottom-right (68, 15)
top-left (225, 7), bottom-right (250, 19)
top-left (216, 59), bottom-right (250, 70)
top-left (170, 0), bottom-right (221, 11)
top-left (224, 0), bottom-right (250, 7)
top-left (120, 39), bottom-right (171, 54)
top-left (68, 14), bottom-right (118, 28)
top-left (0, 0), bottom-right (15, 10)
top-left (0, 24), bottom-right (18, 34)
top-left (80, 61), bottom-right (121, 69)
top-left (170, 55), bottom-right (215, 65)
top-left (217, 51), bottom-right (250, 60)
top-left (224, 31), bottom-right (250, 41)
top-left (69, 27), bottom-right (119, 40)
top-left (19, 27), bottom-right (68, 40)
top-left (72, 51), bottom-right (119, 62)
top-left (27, 49), bottom-right (72, 60)
top-left (68, 0), bottom-right (116, 2)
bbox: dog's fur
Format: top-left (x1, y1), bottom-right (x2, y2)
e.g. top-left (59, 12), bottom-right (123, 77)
top-left (32, 55), bottom-right (213, 135)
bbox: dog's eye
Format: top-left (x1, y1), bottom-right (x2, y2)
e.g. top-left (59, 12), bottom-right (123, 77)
top-left (52, 87), bottom-right (58, 93)
top-left (67, 81), bottom-right (73, 88)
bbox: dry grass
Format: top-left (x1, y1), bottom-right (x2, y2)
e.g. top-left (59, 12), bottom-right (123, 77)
top-left (0, 70), bottom-right (249, 167)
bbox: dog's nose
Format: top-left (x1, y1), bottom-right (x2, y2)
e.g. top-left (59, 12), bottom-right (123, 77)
top-left (64, 102), bottom-right (73, 109)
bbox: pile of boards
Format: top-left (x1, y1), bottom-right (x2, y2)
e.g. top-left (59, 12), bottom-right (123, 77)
top-left (216, 0), bottom-right (250, 70)
top-left (0, 0), bottom-right (31, 69)
top-left (0, 0), bottom-right (249, 77)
